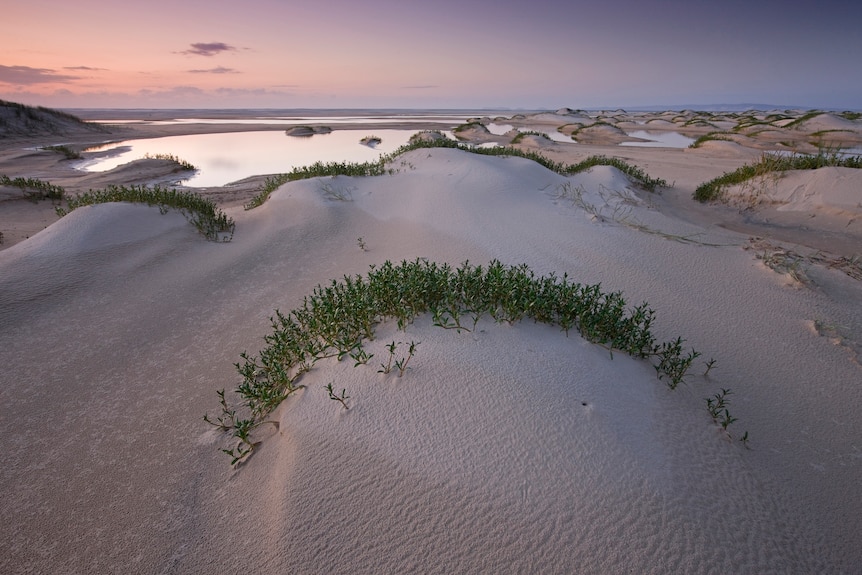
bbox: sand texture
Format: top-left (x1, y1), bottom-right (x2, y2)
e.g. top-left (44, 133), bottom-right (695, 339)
top-left (1, 109), bottom-right (861, 574)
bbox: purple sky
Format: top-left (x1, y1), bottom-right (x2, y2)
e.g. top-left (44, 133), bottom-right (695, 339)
top-left (2, 0), bottom-right (860, 109)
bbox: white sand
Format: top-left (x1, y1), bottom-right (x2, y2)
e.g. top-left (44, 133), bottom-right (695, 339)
top-left (1, 148), bottom-right (861, 573)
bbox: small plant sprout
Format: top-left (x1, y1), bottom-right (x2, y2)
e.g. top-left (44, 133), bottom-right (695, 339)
top-left (705, 388), bottom-right (743, 439)
top-left (739, 431), bottom-right (751, 449)
top-left (395, 341), bottom-right (420, 377)
top-left (378, 341), bottom-right (400, 375)
top-left (706, 388), bottom-right (732, 421)
top-left (204, 389), bottom-right (278, 465)
top-left (653, 337), bottom-right (700, 389)
top-left (704, 358), bottom-right (717, 376)
top-left (357, 237), bottom-right (367, 251)
top-left (719, 409), bottom-right (738, 431)
top-left (349, 347), bottom-right (374, 367)
top-left (325, 382), bottom-right (350, 410)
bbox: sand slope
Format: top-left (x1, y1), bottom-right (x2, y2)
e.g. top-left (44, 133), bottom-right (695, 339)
top-left (1, 149), bottom-right (860, 573)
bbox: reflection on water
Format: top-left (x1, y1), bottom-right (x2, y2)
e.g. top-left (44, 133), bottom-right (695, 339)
top-left (620, 130), bottom-right (695, 148)
top-left (78, 129), bottom-right (418, 187)
top-left (486, 123), bottom-right (514, 135)
top-left (92, 115), bottom-right (473, 126)
top-left (538, 130), bottom-right (575, 144)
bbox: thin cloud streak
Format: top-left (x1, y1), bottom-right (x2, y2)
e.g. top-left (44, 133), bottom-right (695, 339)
top-left (0, 65), bottom-right (80, 86)
top-left (179, 42), bottom-right (239, 57)
top-left (63, 66), bottom-right (108, 72)
top-left (187, 67), bottom-right (240, 74)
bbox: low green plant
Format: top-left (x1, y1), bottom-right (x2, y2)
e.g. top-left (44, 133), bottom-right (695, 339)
top-left (688, 132), bottom-right (734, 149)
top-left (42, 144), bottom-right (81, 159)
top-left (570, 121), bottom-right (617, 136)
top-left (56, 184), bottom-right (235, 241)
top-left (208, 259), bottom-right (706, 465)
top-left (694, 151), bottom-right (862, 202)
top-left (244, 158), bottom-right (393, 209)
top-left (394, 341), bottom-right (419, 377)
top-left (704, 358), bottom-right (717, 376)
top-left (0, 174), bottom-right (65, 203)
top-left (565, 155), bottom-right (668, 192)
top-left (325, 382), bottom-right (351, 409)
top-left (349, 347), bottom-right (374, 367)
top-left (452, 121), bottom-right (485, 134)
top-left (510, 130), bottom-right (544, 144)
top-left (378, 341), bottom-right (399, 375)
top-left (780, 111), bottom-right (824, 130)
top-left (143, 152), bottom-right (196, 171)
top-left (357, 237), bottom-right (367, 251)
top-left (242, 135), bottom-right (669, 210)
top-left (705, 388), bottom-right (747, 441)
top-left (653, 337), bottom-right (701, 389)
top-left (245, 174), bottom-right (291, 210)
top-left (203, 389), bottom-right (279, 465)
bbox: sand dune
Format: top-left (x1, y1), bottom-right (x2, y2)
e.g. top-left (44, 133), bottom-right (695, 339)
top-left (2, 147), bottom-right (860, 573)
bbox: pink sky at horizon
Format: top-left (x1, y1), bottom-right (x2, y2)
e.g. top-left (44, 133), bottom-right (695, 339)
top-left (3, 0), bottom-right (861, 110)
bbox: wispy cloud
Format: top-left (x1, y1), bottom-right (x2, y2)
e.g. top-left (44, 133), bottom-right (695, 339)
top-left (179, 42), bottom-right (239, 57)
top-left (0, 65), bottom-right (79, 85)
top-left (187, 66), bottom-right (240, 74)
top-left (63, 66), bottom-right (107, 72)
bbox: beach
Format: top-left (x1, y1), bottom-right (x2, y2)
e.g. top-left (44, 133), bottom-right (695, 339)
top-left (1, 108), bottom-right (860, 573)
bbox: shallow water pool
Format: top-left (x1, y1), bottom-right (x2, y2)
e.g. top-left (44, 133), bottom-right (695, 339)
top-left (77, 129), bottom-right (419, 187)
top-left (620, 130), bottom-right (695, 148)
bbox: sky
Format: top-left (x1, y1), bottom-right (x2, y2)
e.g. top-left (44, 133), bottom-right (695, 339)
top-left (2, 0), bottom-right (861, 110)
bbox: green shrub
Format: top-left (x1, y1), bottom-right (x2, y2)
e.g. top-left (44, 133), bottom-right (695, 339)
top-left (42, 145), bottom-right (81, 160)
top-left (0, 174), bottom-right (65, 202)
top-left (56, 184), bottom-right (234, 241)
top-left (207, 259), bottom-right (702, 465)
top-left (244, 135), bottom-right (669, 210)
top-left (694, 151), bottom-right (862, 203)
top-left (143, 153), bottom-right (196, 171)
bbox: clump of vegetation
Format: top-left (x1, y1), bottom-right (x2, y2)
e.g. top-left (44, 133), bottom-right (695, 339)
top-left (571, 121), bottom-right (619, 135)
top-left (0, 174), bottom-right (65, 203)
top-left (694, 150), bottom-right (862, 202)
top-left (206, 259), bottom-right (704, 465)
top-left (143, 152), bottom-right (196, 171)
top-left (706, 388), bottom-right (748, 444)
top-left (510, 130), bottom-right (545, 144)
top-left (56, 184), bottom-right (235, 241)
top-left (244, 136), bottom-right (669, 210)
top-left (325, 382), bottom-right (351, 410)
top-left (452, 121), bottom-right (486, 134)
top-left (244, 158), bottom-right (392, 210)
top-left (688, 132), bottom-right (735, 149)
top-left (780, 111), bottom-right (825, 130)
top-left (566, 155), bottom-right (669, 192)
top-left (42, 144), bottom-right (81, 160)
